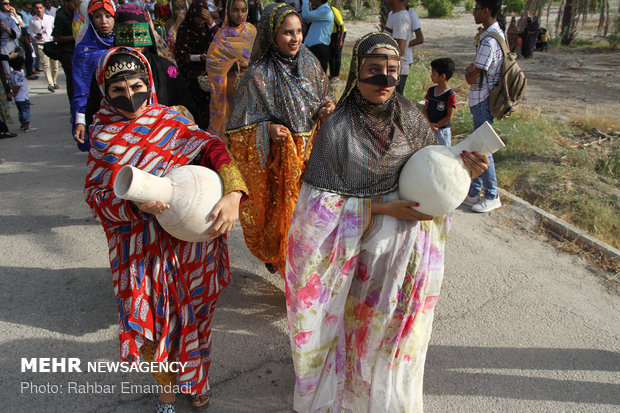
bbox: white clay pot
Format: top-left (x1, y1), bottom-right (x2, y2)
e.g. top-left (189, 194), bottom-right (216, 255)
top-left (113, 165), bottom-right (223, 242)
top-left (399, 122), bottom-right (505, 216)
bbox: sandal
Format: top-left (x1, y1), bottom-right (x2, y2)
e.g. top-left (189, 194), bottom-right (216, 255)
top-left (155, 401), bottom-right (175, 413)
top-left (190, 390), bottom-right (211, 410)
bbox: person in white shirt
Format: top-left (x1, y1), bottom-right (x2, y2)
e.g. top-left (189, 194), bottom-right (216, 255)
top-left (29, 0), bottom-right (58, 92)
top-left (384, 0), bottom-right (410, 94)
top-left (463, 0), bottom-right (504, 213)
top-left (406, 6), bottom-right (423, 64)
top-left (44, 0), bottom-right (57, 16)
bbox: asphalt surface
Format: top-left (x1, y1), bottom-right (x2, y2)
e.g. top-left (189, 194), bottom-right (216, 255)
top-left (1, 75), bottom-right (619, 413)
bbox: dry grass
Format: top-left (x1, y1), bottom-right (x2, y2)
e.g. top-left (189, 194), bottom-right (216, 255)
top-left (569, 107), bottom-right (620, 133)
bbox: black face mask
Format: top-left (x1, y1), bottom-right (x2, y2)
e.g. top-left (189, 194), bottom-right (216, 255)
top-left (108, 91), bottom-right (150, 114)
top-left (359, 74), bottom-right (398, 87)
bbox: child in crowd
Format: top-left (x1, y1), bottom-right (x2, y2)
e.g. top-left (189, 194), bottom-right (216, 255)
top-left (516, 36), bottom-right (523, 56)
top-left (8, 56), bottom-right (37, 133)
top-left (539, 27), bottom-right (548, 51)
top-left (474, 26), bottom-right (483, 48)
top-left (423, 57), bottom-right (456, 146)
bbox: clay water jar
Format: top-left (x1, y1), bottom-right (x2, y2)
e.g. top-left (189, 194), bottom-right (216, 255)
top-left (113, 165), bottom-right (223, 242)
top-left (399, 121), bottom-right (505, 216)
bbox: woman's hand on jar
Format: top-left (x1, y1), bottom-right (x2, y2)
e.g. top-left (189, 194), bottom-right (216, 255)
top-left (269, 123), bottom-right (290, 143)
top-left (133, 200), bottom-right (170, 215)
top-left (317, 101), bottom-right (335, 122)
top-left (372, 200), bottom-right (433, 221)
top-left (204, 191), bottom-right (242, 238)
top-left (73, 124), bottom-right (86, 144)
top-left (460, 151), bottom-right (489, 179)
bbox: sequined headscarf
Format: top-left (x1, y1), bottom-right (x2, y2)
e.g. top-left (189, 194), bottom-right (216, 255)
top-left (303, 32), bottom-right (436, 197)
top-left (226, 3), bottom-right (333, 135)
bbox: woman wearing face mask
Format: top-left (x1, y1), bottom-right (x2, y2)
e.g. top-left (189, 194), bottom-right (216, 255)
top-left (226, 3), bottom-right (335, 276)
top-left (204, 0), bottom-right (256, 141)
top-left (84, 47), bottom-right (247, 413)
top-left (71, 0), bottom-right (115, 151)
top-left (81, 4), bottom-right (199, 149)
top-left (285, 33), bottom-right (489, 412)
top-left (174, 0), bottom-right (220, 129)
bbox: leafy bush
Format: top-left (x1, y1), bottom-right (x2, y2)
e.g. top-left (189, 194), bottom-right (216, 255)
top-left (422, 0), bottom-right (453, 18)
top-left (503, 0), bottom-right (525, 13)
top-left (464, 0), bottom-right (474, 12)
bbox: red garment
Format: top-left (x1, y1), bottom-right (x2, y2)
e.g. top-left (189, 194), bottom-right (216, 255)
top-left (85, 47), bottom-right (234, 394)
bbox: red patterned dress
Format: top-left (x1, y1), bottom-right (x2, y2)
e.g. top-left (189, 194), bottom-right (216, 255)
top-left (84, 47), bottom-right (247, 395)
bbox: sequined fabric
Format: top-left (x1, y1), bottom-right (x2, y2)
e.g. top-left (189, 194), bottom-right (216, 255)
top-left (303, 32), bottom-right (437, 197)
top-left (226, 3), bottom-right (333, 275)
top-left (226, 3), bottom-right (333, 135)
top-left (229, 125), bottom-right (318, 275)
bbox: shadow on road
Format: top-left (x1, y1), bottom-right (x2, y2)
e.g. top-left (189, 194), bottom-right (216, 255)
top-left (0, 266), bottom-right (116, 335)
top-left (426, 345), bottom-right (620, 404)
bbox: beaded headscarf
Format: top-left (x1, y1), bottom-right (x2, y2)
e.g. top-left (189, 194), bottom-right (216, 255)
top-left (96, 47), bottom-right (156, 111)
top-left (303, 32), bottom-right (437, 197)
top-left (226, 3), bottom-right (332, 135)
top-left (249, 3), bottom-right (298, 64)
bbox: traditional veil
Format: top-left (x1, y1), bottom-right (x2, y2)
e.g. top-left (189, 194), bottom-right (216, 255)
top-left (226, 3), bottom-right (332, 135)
top-left (303, 32), bottom-right (436, 197)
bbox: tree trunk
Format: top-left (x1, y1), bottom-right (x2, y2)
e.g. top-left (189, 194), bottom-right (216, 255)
top-left (556, 0), bottom-right (565, 35)
top-left (379, 0), bottom-right (389, 31)
top-left (598, 0), bottom-right (608, 33)
top-left (561, 0), bottom-right (578, 45)
top-left (546, 0), bottom-right (553, 34)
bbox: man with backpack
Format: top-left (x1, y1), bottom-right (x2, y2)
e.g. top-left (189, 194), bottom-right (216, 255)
top-left (463, 0), bottom-right (504, 213)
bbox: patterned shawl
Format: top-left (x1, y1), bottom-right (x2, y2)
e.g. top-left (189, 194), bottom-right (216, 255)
top-left (303, 32), bottom-right (436, 197)
top-left (85, 47), bottom-right (231, 394)
top-left (226, 3), bottom-right (333, 135)
top-left (205, 0), bottom-right (256, 137)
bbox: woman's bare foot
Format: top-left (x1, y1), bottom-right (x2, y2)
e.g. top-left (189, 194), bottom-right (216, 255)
top-left (191, 392), bottom-right (211, 409)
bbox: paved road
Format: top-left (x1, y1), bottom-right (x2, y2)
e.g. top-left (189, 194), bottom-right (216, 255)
top-left (1, 75), bottom-right (619, 413)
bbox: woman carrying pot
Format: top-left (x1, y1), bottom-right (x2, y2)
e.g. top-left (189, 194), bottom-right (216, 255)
top-left (226, 3), bottom-right (334, 276)
top-left (284, 32), bottom-right (489, 412)
top-left (84, 47), bottom-right (247, 413)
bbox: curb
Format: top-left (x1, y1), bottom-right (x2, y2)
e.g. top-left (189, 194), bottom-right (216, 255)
top-left (498, 189), bottom-right (620, 262)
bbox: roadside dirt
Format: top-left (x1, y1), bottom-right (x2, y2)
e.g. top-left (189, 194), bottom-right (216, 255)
top-left (345, 13), bottom-right (620, 122)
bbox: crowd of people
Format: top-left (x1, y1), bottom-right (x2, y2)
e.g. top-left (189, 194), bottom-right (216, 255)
top-left (504, 10), bottom-right (548, 59)
top-left (1, 0), bottom-right (517, 411)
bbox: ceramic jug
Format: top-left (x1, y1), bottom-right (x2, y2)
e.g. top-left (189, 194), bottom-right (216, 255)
top-left (113, 165), bottom-right (223, 242)
top-left (399, 121), bottom-right (505, 216)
